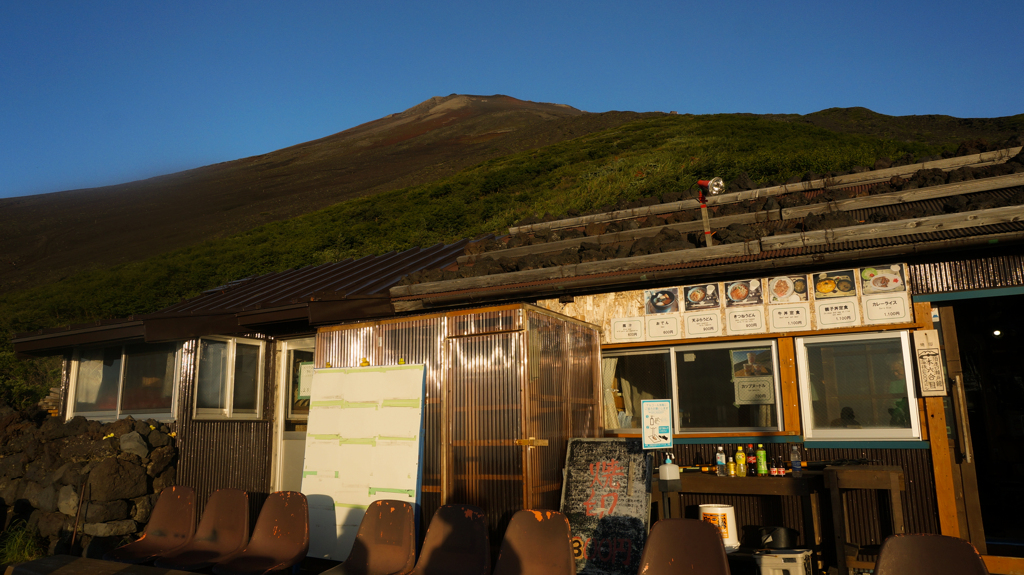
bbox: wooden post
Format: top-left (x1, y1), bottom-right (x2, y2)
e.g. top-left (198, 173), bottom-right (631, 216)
top-left (915, 301), bottom-right (960, 536)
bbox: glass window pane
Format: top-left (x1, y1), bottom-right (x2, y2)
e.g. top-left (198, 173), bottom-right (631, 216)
top-left (74, 347), bottom-right (122, 412)
top-left (607, 352), bottom-right (671, 428)
top-left (804, 337), bottom-right (910, 432)
top-left (196, 339), bottom-right (229, 410)
top-left (288, 349), bottom-right (314, 418)
top-left (232, 343), bottom-right (260, 413)
top-left (121, 343), bottom-right (176, 413)
top-left (676, 345), bottom-right (778, 429)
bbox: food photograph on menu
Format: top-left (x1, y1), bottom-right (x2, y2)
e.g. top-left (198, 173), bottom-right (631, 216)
top-left (645, 288), bottom-right (680, 314)
top-left (766, 275), bottom-right (809, 303)
top-left (813, 270), bottom-right (857, 299)
top-left (682, 283), bottom-right (720, 311)
top-left (859, 264), bottom-right (907, 295)
top-left (724, 279), bottom-right (763, 307)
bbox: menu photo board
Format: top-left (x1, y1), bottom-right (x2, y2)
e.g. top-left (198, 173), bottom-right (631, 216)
top-left (724, 279), bottom-right (766, 335)
top-left (766, 274), bottom-right (811, 333)
top-left (812, 269), bottom-right (861, 328)
top-left (860, 264), bottom-right (911, 325)
top-left (681, 282), bottom-right (723, 338)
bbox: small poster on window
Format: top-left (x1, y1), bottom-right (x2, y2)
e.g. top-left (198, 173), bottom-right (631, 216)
top-left (731, 349), bottom-right (774, 405)
top-left (298, 361), bottom-right (314, 399)
top-left (641, 399), bottom-right (673, 449)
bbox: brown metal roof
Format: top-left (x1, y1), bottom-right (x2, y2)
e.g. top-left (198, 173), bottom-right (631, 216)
top-left (13, 239), bottom-right (485, 355)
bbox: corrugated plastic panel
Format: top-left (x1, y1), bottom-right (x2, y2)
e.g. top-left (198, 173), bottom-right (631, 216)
top-left (524, 312), bottom-right (569, 510)
top-left (448, 331), bottom-right (526, 542)
top-left (317, 325), bottom-right (377, 368)
top-left (447, 307), bottom-right (523, 337)
top-left (378, 316), bottom-right (446, 530)
top-left (175, 338), bottom-right (276, 526)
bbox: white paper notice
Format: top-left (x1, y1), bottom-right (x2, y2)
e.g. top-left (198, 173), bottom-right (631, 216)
top-left (301, 364), bottom-right (425, 561)
top-left (815, 298), bottom-right (861, 328)
top-left (862, 293), bottom-right (910, 325)
top-left (769, 303), bottom-right (811, 332)
top-left (914, 329), bottom-right (946, 396)
top-left (683, 311), bottom-right (722, 338)
top-left (646, 315), bottom-right (680, 340)
top-left (726, 307), bottom-right (766, 334)
top-left (611, 318), bottom-right (644, 342)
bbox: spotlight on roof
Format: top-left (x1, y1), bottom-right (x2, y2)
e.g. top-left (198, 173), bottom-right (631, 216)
top-left (698, 177), bottom-right (725, 195)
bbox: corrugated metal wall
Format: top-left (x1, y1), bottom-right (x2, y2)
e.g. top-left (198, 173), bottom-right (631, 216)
top-left (175, 337), bottom-right (276, 526)
top-left (909, 252), bottom-right (1024, 295)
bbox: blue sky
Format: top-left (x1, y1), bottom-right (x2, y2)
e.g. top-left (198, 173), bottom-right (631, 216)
top-left (2, 1), bottom-right (1022, 199)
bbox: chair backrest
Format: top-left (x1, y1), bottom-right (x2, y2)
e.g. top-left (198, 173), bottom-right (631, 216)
top-left (412, 504), bottom-right (490, 575)
top-left (246, 491), bottom-right (310, 566)
top-left (338, 500), bottom-right (416, 575)
top-left (193, 488), bottom-right (250, 553)
top-left (637, 519), bottom-right (730, 575)
top-left (104, 485), bottom-right (196, 563)
top-left (875, 534), bottom-right (989, 575)
top-left (493, 510), bottom-right (575, 575)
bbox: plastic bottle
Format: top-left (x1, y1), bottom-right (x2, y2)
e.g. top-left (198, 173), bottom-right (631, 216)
top-left (727, 457), bottom-right (737, 477)
top-left (790, 445), bottom-right (803, 478)
top-left (746, 444), bottom-right (757, 476)
top-left (756, 444), bottom-right (768, 477)
top-left (735, 445), bottom-right (747, 477)
top-left (716, 446), bottom-right (727, 476)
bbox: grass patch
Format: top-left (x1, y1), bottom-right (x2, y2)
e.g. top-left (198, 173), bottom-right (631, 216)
top-left (0, 521), bottom-right (46, 566)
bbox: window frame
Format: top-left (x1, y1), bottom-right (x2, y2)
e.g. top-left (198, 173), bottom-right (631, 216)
top-left (795, 330), bottom-right (921, 441)
top-left (193, 336), bottom-right (266, 420)
top-left (67, 342), bottom-right (181, 422)
top-left (281, 337), bottom-right (315, 421)
top-left (602, 339), bottom-right (784, 434)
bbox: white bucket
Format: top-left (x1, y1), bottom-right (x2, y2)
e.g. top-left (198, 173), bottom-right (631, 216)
top-left (699, 503), bottom-right (740, 550)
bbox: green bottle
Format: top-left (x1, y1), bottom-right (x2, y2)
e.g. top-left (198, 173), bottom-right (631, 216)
top-left (756, 444), bottom-right (768, 477)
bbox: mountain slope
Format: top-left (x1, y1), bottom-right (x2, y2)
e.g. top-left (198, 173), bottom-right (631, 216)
top-left (0, 95), bottom-right (653, 293)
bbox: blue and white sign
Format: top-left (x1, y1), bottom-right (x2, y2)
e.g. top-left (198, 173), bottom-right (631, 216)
top-left (641, 399), bottom-right (673, 449)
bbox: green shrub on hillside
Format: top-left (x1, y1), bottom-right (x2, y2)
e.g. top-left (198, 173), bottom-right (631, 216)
top-left (0, 113), bottom-right (949, 401)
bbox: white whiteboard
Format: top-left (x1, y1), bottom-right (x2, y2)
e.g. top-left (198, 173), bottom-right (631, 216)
top-left (300, 364), bottom-right (426, 560)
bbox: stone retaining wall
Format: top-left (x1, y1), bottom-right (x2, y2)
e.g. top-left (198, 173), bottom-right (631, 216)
top-left (0, 405), bottom-right (177, 556)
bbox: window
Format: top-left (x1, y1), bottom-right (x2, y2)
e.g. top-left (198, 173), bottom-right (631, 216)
top-left (602, 340), bottom-right (782, 433)
top-left (283, 338), bottom-right (314, 420)
top-left (796, 331), bottom-right (920, 440)
top-left (71, 342), bottom-right (179, 420)
top-left (195, 337), bottom-right (265, 419)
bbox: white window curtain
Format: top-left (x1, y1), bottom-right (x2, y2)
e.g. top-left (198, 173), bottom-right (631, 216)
top-left (601, 357), bottom-right (619, 430)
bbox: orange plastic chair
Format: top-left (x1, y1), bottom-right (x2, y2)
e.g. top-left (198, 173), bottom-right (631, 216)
top-left (410, 504), bottom-right (490, 575)
top-left (636, 519), bottom-right (730, 575)
top-left (493, 510), bottom-right (575, 575)
top-left (154, 488), bottom-right (250, 571)
top-left (875, 533), bottom-right (989, 575)
top-left (322, 500), bottom-right (417, 575)
top-left (104, 485), bottom-right (196, 564)
top-left (212, 491), bottom-right (309, 575)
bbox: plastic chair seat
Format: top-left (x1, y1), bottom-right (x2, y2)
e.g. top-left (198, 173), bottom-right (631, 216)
top-left (104, 486), bottom-right (196, 564)
top-left (321, 500), bottom-right (416, 575)
top-left (213, 491), bottom-right (309, 575)
top-left (155, 488), bottom-right (249, 571)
